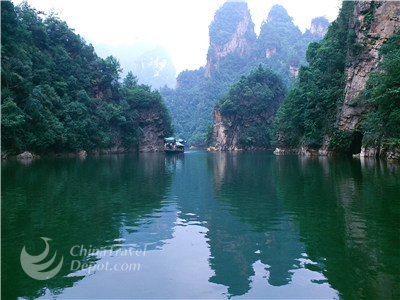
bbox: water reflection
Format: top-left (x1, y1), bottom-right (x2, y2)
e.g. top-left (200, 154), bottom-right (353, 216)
top-left (206, 152), bottom-right (400, 299)
top-left (2, 154), bottom-right (173, 299)
top-left (273, 155), bottom-right (400, 299)
top-left (207, 152), bottom-right (308, 297)
top-left (2, 152), bottom-right (400, 299)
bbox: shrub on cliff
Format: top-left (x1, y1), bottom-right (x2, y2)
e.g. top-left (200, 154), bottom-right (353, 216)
top-left (274, 1), bottom-right (354, 149)
top-left (1, 2), bottom-right (172, 153)
top-left (362, 30), bottom-right (400, 149)
top-left (214, 65), bottom-right (285, 148)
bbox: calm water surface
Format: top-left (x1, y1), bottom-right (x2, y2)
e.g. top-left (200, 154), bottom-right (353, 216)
top-left (2, 151), bottom-right (400, 299)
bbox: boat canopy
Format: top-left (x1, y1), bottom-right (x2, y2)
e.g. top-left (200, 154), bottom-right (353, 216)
top-left (177, 139), bottom-right (185, 143)
top-left (175, 142), bottom-right (184, 147)
top-left (164, 137), bottom-right (176, 142)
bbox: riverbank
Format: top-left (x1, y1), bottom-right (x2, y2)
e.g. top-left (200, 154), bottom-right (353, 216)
top-left (1, 147), bottom-right (165, 160)
top-left (273, 146), bottom-right (400, 162)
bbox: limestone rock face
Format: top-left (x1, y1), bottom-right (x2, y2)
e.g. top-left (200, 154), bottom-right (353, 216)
top-left (205, 2), bottom-right (255, 78)
top-left (208, 108), bottom-right (228, 151)
top-left (360, 147), bottom-right (379, 158)
top-left (209, 107), bottom-right (256, 151)
top-left (338, 1), bottom-right (400, 131)
top-left (138, 108), bottom-right (169, 152)
top-left (210, 98), bottom-right (280, 151)
top-left (16, 151), bottom-right (39, 159)
top-left (77, 150), bottom-right (87, 158)
top-left (289, 65), bottom-right (299, 78)
top-left (310, 18), bottom-right (329, 38)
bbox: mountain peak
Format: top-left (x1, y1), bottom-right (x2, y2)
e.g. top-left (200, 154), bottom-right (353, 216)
top-left (205, 1), bottom-right (256, 78)
top-left (310, 17), bottom-right (329, 37)
top-left (267, 5), bottom-right (293, 23)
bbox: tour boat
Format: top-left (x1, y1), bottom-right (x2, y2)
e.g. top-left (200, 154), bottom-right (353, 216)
top-left (164, 137), bottom-right (185, 153)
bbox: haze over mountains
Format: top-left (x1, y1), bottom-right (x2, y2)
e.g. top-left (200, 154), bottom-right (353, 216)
top-left (161, 2), bottom-right (329, 145)
top-left (94, 42), bottom-right (177, 89)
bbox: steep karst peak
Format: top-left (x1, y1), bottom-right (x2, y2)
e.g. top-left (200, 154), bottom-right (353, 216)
top-left (267, 5), bottom-right (293, 23)
top-left (310, 16), bottom-right (330, 36)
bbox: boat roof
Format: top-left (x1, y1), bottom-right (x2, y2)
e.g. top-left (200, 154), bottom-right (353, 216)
top-left (176, 142), bottom-right (184, 147)
top-left (165, 137), bottom-right (186, 144)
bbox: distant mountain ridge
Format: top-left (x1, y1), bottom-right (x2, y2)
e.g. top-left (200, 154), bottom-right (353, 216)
top-left (94, 42), bottom-right (177, 89)
top-left (161, 2), bottom-right (329, 145)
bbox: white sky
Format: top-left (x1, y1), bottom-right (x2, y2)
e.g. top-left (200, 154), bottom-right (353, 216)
top-left (13, 0), bottom-right (341, 74)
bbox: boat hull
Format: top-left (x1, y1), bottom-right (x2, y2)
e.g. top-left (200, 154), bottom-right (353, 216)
top-left (164, 149), bottom-right (184, 154)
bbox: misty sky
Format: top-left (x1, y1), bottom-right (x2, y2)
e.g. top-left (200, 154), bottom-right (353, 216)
top-left (13, 0), bottom-right (341, 74)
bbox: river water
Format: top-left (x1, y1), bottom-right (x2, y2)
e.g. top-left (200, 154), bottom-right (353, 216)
top-left (2, 151), bottom-right (400, 299)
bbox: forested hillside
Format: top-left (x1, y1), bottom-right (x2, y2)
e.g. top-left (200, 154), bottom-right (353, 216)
top-left (274, 1), bottom-right (355, 150)
top-left (1, 1), bottom-right (172, 155)
top-left (161, 2), bottom-right (328, 146)
top-left (275, 1), bottom-right (400, 159)
top-left (362, 31), bottom-right (400, 152)
top-left (209, 65), bottom-right (285, 150)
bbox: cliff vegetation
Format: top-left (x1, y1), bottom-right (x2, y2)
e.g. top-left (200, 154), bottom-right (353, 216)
top-left (274, 1), bottom-right (355, 150)
top-left (1, 1), bottom-right (172, 155)
top-left (209, 65), bottom-right (285, 150)
top-left (274, 1), bottom-right (400, 159)
top-left (161, 2), bottom-right (328, 146)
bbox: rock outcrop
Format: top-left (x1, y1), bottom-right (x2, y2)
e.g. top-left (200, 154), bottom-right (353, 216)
top-left (310, 17), bottom-right (329, 38)
top-left (138, 108), bottom-right (171, 152)
top-left (205, 1), bottom-right (256, 78)
top-left (209, 66), bottom-right (285, 151)
top-left (338, 1), bottom-right (400, 131)
top-left (209, 106), bottom-right (274, 151)
top-left (162, 3), bottom-right (329, 145)
top-left (336, 1), bottom-right (400, 160)
top-left (274, 1), bottom-right (400, 161)
top-left (16, 151), bottom-right (39, 160)
top-left (209, 102), bottom-right (279, 151)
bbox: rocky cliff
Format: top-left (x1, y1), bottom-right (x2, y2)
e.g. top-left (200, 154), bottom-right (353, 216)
top-left (210, 103), bottom-right (278, 151)
top-left (338, 1), bottom-right (400, 131)
top-left (256, 5), bottom-right (329, 83)
top-left (138, 107), bottom-right (172, 152)
top-left (209, 66), bottom-right (285, 151)
top-left (274, 1), bottom-right (400, 160)
top-left (309, 17), bottom-right (329, 38)
top-left (161, 2), bottom-right (329, 146)
top-left (205, 1), bottom-right (256, 78)
top-left (337, 1), bottom-right (400, 160)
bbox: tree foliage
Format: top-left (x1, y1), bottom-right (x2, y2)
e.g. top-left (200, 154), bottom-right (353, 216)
top-left (362, 30), bottom-right (400, 149)
top-left (161, 3), bottom-right (328, 146)
top-left (1, 1), bottom-right (172, 153)
top-left (274, 1), bottom-right (354, 149)
top-left (215, 65), bottom-right (286, 148)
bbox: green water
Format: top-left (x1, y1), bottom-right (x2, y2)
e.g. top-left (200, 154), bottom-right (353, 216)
top-left (2, 151), bottom-right (400, 299)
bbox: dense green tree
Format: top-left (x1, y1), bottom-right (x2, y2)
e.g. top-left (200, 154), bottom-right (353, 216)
top-left (213, 65), bottom-right (286, 149)
top-left (362, 30), bottom-right (400, 149)
top-left (274, 1), bottom-right (355, 149)
top-left (1, 1), bottom-right (172, 154)
top-left (161, 3), bottom-right (328, 146)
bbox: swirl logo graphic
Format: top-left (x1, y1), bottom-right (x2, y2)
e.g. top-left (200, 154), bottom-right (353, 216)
top-left (20, 237), bottom-right (63, 280)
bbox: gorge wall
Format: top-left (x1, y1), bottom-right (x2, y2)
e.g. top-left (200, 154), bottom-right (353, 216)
top-left (205, 1), bottom-right (256, 78)
top-left (274, 0), bottom-right (400, 160)
top-left (338, 1), bottom-right (400, 132)
top-left (161, 2), bottom-right (329, 145)
top-left (332, 1), bottom-right (400, 160)
top-left (209, 66), bottom-right (285, 151)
